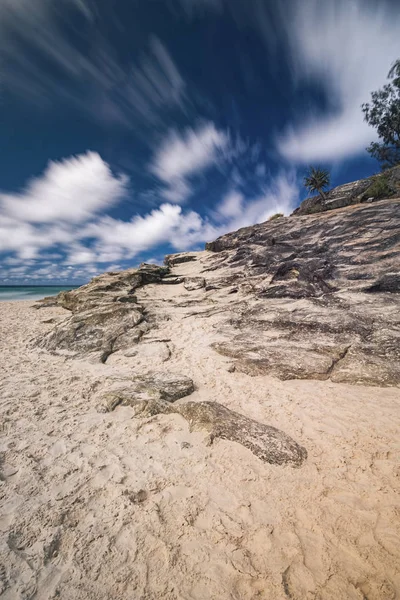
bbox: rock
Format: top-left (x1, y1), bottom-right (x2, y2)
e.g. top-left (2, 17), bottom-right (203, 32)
top-left (35, 263), bottom-right (171, 361)
top-left (37, 303), bottom-right (144, 361)
top-left (184, 277), bottom-right (206, 291)
top-left (364, 273), bottom-right (400, 293)
top-left (124, 398), bottom-right (307, 467)
top-left (164, 253), bottom-right (198, 267)
top-left (161, 277), bottom-right (184, 285)
top-left (205, 199), bottom-right (400, 386)
top-left (95, 372), bottom-right (195, 411)
top-left (36, 263), bottom-right (169, 313)
top-left (212, 339), bottom-right (349, 380)
top-left (131, 372), bottom-right (195, 402)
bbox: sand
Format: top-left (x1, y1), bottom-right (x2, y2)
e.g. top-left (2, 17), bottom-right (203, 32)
top-left (1, 262), bottom-right (400, 599)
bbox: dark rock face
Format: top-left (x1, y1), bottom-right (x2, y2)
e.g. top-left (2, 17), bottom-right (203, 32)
top-left (364, 273), bottom-right (400, 293)
top-left (206, 199), bottom-right (400, 386)
top-left (293, 165), bottom-right (400, 216)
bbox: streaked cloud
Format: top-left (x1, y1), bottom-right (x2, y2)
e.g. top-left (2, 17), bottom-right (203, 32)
top-left (277, 0), bottom-right (400, 163)
top-left (0, 1), bottom-right (185, 127)
top-left (0, 146), bottom-right (299, 281)
top-left (150, 122), bottom-right (229, 202)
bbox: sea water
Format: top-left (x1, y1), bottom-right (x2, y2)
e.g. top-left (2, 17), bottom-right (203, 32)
top-left (0, 286), bottom-right (77, 302)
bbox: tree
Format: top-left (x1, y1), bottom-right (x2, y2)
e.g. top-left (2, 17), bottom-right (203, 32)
top-left (303, 166), bottom-right (330, 201)
top-left (362, 59), bottom-right (400, 169)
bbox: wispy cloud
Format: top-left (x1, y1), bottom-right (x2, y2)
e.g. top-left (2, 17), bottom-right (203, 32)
top-left (149, 122), bottom-right (229, 202)
top-left (277, 0), bottom-right (400, 163)
top-left (0, 152), bottom-right (127, 260)
top-left (0, 1), bottom-right (185, 127)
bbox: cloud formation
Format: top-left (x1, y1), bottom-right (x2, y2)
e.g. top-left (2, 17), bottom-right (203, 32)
top-left (1, 152), bottom-right (127, 224)
top-left (277, 0), bottom-right (400, 163)
top-left (0, 148), bottom-right (299, 281)
top-left (0, 1), bottom-right (185, 127)
top-left (150, 123), bottom-right (229, 202)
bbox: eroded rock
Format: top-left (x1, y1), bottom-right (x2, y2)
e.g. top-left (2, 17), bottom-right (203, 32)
top-left (184, 277), bottom-right (206, 291)
top-left (205, 198), bottom-right (400, 386)
top-left (116, 397), bottom-right (307, 467)
top-left (35, 264), bottom-right (170, 361)
top-left (95, 372), bottom-right (195, 412)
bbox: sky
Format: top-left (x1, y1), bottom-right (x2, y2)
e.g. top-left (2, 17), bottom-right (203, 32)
top-left (1, 0), bottom-right (399, 284)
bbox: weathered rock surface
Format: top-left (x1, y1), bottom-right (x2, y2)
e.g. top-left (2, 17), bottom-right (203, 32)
top-left (99, 391), bottom-right (306, 466)
top-left (36, 197), bottom-right (400, 388)
top-left (35, 263), bottom-right (169, 360)
top-left (96, 372), bottom-right (195, 412)
top-left (206, 198), bottom-right (400, 386)
top-left (164, 252), bottom-right (198, 267)
top-left (183, 277), bottom-right (206, 291)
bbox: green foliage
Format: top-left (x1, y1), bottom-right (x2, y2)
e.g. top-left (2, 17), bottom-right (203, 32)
top-left (303, 166), bottom-right (330, 200)
top-left (362, 59), bottom-right (400, 169)
top-left (363, 173), bottom-right (393, 200)
top-left (268, 213), bottom-right (284, 221)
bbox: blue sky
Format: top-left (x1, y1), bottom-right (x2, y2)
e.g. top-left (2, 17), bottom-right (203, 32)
top-left (1, 0), bottom-right (399, 284)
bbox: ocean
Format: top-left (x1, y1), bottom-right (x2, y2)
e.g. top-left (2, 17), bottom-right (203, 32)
top-left (0, 286), bottom-right (77, 302)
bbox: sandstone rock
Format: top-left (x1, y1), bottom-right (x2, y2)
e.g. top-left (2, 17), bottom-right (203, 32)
top-left (35, 263), bottom-right (171, 361)
top-left (184, 277), bottom-right (206, 291)
top-left (37, 303), bottom-right (144, 361)
top-left (164, 253), bottom-right (198, 267)
top-left (95, 372), bottom-right (194, 411)
top-left (123, 398), bottom-right (306, 467)
top-left (206, 199), bottom-right (400, 386)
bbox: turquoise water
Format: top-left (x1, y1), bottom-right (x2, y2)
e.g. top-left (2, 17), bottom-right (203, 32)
top-left (0, 286), bottom-right (77, 302)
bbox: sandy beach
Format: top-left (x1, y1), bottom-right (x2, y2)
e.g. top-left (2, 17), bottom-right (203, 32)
top-left (1, 256), bottom-right (400, 599)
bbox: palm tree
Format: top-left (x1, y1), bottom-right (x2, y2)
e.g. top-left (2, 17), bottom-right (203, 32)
top-left (303, 166), bottom-right (330, 201)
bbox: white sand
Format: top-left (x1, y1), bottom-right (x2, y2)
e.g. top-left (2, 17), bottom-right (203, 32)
top-left (1, 263), bottom-right (400, 599)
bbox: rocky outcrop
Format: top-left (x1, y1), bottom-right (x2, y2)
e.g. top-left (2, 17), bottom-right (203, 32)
top-left (36, 198), bottom-right (400, 388)
top-left (35, 263), bottom-right (169, 361)
top-left (293, 165), bottom-right (400, 216)
top-left (164, 252), bottom-right (198, 267)
top-left (206, 198), bottom-right (400, 386)
top-left (96, 372), bottom-right (195, 412)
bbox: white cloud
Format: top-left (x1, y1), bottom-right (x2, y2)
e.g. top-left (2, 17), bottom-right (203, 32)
top-left (151, 122), bottom-right (228, 181)
top-left (150, 123), bottom-right (228, 202)
top-left (277, 0), bottom-right (400, 163)
top-left (216, 191), bottom-right (244, 219)
top-left (1, 152), bottom-right (127, 224)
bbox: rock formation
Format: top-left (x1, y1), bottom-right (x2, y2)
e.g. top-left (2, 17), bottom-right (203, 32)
top-left (34, 195), bottom-right (400, 467)
top-left (205, 198), bottom-right (400, 386)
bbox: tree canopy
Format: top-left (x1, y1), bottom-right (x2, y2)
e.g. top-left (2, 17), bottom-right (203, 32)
top-left (362, 59), bottom-right (400, 169)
